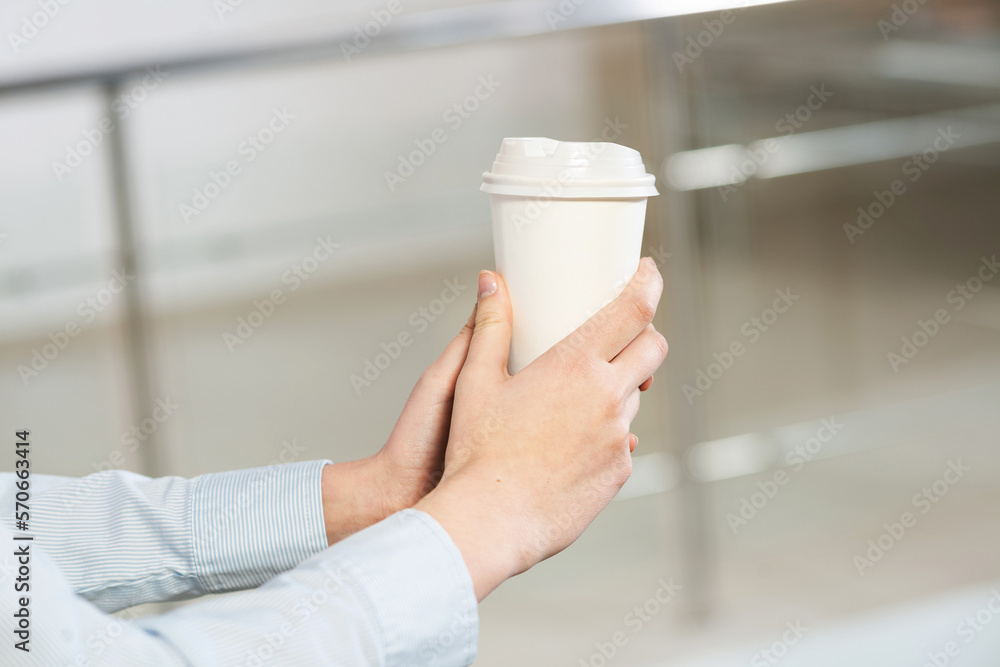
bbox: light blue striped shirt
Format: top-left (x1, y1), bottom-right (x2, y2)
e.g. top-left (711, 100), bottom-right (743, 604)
top-left (0, 460), bottom-right (478, 665)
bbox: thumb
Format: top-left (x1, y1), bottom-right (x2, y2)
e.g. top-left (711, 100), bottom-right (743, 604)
top-left (465, 270), bottom-right (513, 377)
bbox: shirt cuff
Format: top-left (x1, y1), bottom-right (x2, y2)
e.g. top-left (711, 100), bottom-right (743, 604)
top-left (191, 459), bottom-right (331, 593)
top-left (335, 508), bottom-right (479, 666)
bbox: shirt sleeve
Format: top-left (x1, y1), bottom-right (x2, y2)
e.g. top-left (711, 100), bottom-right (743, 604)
top-left (0, 509), bottom-right (479, 666)
top-left (0, 460), bottom-right (331, 613)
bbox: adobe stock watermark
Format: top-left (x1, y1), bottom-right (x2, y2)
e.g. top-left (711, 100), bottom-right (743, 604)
top-left (435, 406), bottom-right (506, 474)
top-left (203, 439), bottom-right (310, 547)
top-left (545, 0), bottom-right (587, 30)
top-left (418, 611), bottom-right (477, 663)
top-left (179, 107), bottom-right (295, 223)
top-left (578, 578), bottom-right (682, 667)
top-left (717, 84), bottom-right (833, 202)
top-left (725, 417), bottom-right (843, 534)
top-left (853, 459), bottom-right (970, 576)
top-left (672, 0), bottom-right (750, 72)
top-left (878, 0), bottom-right (929, 40)
top-left (51, 66), bottom-right (169, 182)
top-left (238, 560), bottom-right (346, 666)
top-left (384, 75), bottom-right (501, 192)
top-left (648, 244), bottom-right (673, 265)
top-left (339, 0), bottom-right (412, 61)
top-left (212, 0), bottom-right (274, 21)
top-left (844, 126), bottom-right (960, 244)
top-left (223, 236), bottom-right (340, 352)
top-left (921, 590), bottom-right (1000, 667)
top-left (213, 0), bottom-right (243, 20)
top-left (508, 116), bottom-right (630, 235)
top-left (682, 288), bottom-right (799, 404)
top-left (241, 621), bottom-right (296, 667)
top-left (76, 607), bottom-right (143, 663)
top-left (17, 268), bottom-right (133, 385)
top-left (554, 256), bottom-right (664, 363)
top-left (91, 397), bottom-right (181, 473)
top-left (350, 277), bottom-right (468, 395)
top-left (7, 0), bottom-right (74, 53)
top-left (50, 404), bottom-right (182, 520)
top-left (750, 621), bottom-right (809, 667)
top-left (887, 255), bottom-right (998, 373)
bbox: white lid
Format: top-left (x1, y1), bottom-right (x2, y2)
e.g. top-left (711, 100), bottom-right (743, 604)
top-left (481, 137), bottom-right (659, 199)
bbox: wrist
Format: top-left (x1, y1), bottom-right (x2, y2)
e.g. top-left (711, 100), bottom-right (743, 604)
top-left (320, 457), bottom-right (393, 546)
top-left (415, 473), bottom-right (532, 601)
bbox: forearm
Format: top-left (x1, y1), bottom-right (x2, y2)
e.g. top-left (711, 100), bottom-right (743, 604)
top-left (0, 461), bottom-right (331, 612)
top-left (144, 509), bottom-right (478, 665)
top-left (0, 511), bottom-right (479, 666)
top-left (0, 454), bottom-right (419, 611)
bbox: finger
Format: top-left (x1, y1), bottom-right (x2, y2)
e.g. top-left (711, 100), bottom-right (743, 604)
top-left (629, 433), bottom-right (638, 453)
top-left (395, 305), bottom-right (476, 436)
top-left (431, 303), bottom-right (477, 379)
top-left (612, 324), bottom-right (669, 388)
top-left (639, 376), bottom-right (653, 392)
top-left (464, 270), bottom-right (513, 380)
top-left (564, 257), bottom-right (663, 362)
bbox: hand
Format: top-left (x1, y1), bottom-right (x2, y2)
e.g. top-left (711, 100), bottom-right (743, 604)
top-left (416, 258), bottom-right (667, 600)
top-left (320, 306), bottom-right (477, 545)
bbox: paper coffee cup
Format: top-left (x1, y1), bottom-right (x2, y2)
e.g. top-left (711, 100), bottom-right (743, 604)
top-left (481, 137), bottom-right (658, 374)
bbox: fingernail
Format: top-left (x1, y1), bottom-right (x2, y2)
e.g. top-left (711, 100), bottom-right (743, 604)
top-left (478, 271), bottom-right (497, 299)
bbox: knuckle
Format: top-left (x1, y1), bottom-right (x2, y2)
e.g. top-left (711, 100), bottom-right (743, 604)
top-left (651, 330), bottom-right (669, 360)
top-left (613, 379), bottom-right (635, 406)
top-left (476, 310), bottom-right (506, 331)
top-left (599, 388), bottom-right (623, 420)
top-left (614, 451), bottom-right (633, 487)
top-left (626, 296), bottom-right (656, 326)
top-left (418, 364), bottom-right (446, 389)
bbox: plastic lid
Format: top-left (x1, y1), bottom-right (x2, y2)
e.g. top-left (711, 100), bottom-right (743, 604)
top-left (481, 137), bottom-right (658, 199)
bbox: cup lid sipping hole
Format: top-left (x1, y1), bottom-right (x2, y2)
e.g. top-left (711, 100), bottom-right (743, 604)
top-left (481, 137), bottom-right (659, 199)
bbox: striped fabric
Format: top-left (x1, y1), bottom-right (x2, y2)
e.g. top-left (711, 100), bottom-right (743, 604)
top-left (1, 461), bottom-right (330, 613)
top-left (0, 463), bottom-right (479, 666)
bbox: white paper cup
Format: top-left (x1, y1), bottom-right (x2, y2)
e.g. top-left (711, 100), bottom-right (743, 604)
top-left (481, 137), bottom-right (658, 374)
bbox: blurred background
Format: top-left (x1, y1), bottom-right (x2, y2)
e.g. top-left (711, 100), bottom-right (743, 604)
top-left (2, 0), bottom-right (1000, 664)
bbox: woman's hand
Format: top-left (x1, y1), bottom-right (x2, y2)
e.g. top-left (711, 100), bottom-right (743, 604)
top-left (320, 306), bottom-right (477, 545)
top-left (417, 258), bottom-right (667, 599)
